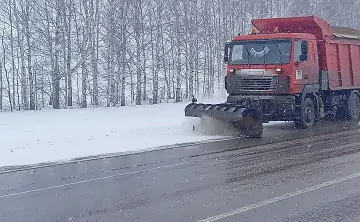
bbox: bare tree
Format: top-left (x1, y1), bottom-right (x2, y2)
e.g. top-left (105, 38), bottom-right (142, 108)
top-left (63, 0), bottom-right (73, 107)
top-left (14, 2), bottom-right (29, 110)
top-left (90, 0), bottom-right (100, 106)
top-left (51, 0), bottom-right (61, 109)
top-left (8, 0), bottom-right (16, 109)
top-left (103, 0), bottom-right (116, 107)
top-left (2, 30), bottom-right (13, 111)
top-left (0, 0), bottom-right (359, 111)
top-left (131, 0), bottom-right (144, 105)
top-left (22, 0), bottom-right (35, 110)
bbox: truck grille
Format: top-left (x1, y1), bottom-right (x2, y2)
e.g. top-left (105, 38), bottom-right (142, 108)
top-left (240, 77), bottom-right (278, 91)
top-left (226, 76), bottom-right (278, 94)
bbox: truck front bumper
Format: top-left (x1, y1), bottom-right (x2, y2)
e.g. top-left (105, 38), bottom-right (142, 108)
top-left (226, 94), bottom-right (299, 122)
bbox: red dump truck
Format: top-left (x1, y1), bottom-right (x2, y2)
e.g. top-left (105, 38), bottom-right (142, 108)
top-left (185, 16), bottom-right (360, 138)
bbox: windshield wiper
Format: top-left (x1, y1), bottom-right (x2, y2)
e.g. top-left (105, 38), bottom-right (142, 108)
top-left (275, 43), bottom-right (283, 63)
top-left (243, 45), bottom-right (250, 65)
top-left (262, 44), bottom-right (266, 64)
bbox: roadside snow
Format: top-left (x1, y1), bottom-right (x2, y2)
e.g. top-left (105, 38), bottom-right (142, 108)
top-left (0, 99), bottom-right (231, 168)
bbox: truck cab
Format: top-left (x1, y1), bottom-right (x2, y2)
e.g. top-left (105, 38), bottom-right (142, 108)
top-left (224, 33), bottom-right (319, 96)
top-left (223, 32), bottom-right (320, 124)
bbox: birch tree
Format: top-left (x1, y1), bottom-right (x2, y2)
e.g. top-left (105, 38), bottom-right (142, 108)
top-left (0, 0), bottom-right (359, 111)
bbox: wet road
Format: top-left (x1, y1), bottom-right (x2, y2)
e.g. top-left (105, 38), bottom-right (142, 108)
top-left (1, 120), bottom-right (360, 221)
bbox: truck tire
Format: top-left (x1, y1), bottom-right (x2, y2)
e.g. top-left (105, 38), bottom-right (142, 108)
top-left (294, 98), bottom-right (315, 129)
top-left (346, 92), bottom-right (360, 122)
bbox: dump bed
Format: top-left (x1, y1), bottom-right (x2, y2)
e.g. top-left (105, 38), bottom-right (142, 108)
top-left (324, 27), bottom-right (360, 90)
top-left (251, 16), bottom-right (360, 91)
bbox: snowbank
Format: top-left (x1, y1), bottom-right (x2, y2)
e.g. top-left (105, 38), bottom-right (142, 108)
top-left (0, 99), bottom-right (230, 168)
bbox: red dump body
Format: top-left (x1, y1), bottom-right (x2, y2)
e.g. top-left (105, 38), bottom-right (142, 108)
top-left (325, 33), bottom-right (360, 90)
top-left (250, 16), bottom-right (360, 91)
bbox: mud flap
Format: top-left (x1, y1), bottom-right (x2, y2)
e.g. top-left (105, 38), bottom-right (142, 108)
top-left (240, 115), bottom-right (263, 138)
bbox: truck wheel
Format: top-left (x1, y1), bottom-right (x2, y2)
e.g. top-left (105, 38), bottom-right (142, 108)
top-left (346, 92), bottom-right (360, 122)
top-left (295, 98), bottom-right (315, 129)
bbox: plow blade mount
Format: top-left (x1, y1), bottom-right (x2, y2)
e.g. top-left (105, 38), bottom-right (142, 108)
top-left (184, 102), bottom-right (263, 138)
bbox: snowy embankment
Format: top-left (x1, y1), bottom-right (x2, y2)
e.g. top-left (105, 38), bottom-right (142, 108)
top-left (0, 98), bottom-right (234, 168)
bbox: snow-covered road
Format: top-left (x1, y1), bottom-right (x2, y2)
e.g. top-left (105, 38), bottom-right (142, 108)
top-left (0, 99), bottom-right (233, 168)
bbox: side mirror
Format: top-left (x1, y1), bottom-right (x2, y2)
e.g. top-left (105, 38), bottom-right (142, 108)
top-left (300, 54), bottom-right (308, 61)
top-left (224, 42), bottom-right (230, 64)
top-left (223, 53), bottom-right (228, 64)
top-left (301, 41), bottom-right (308, 55)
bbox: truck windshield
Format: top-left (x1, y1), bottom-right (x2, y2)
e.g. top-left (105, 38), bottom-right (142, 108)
top-left (229, 39), bottom-right (292, 65)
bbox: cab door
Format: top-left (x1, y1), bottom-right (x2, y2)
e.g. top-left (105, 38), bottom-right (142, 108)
top-left (293, 39), bottom-right (319, 93)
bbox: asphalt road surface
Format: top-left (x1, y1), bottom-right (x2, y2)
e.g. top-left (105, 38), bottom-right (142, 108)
top-left (1, 120), bottom-right (360, 222)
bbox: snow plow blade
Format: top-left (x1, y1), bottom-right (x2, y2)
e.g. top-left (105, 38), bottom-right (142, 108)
top-left (184, 102), bottom-right (263, 138)
top-left (184, 103), bottom-right (247, 122)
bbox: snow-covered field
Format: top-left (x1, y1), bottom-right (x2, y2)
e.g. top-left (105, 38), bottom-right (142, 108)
top-left (0, 98), bottom-right (235, 168)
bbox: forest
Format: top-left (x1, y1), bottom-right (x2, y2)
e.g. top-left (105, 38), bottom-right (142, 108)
top-left (0, 0), bottom-right (359, 111)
